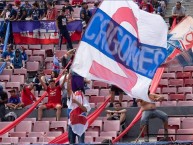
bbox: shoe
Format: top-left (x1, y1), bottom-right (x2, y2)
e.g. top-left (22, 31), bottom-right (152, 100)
top-left (144, 135), bottom-right (149, 142)
top-left (109, 103), bottom-right (114, 107)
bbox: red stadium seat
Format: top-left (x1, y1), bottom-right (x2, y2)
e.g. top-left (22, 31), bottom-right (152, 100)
top-left (50, 121), bottom-right (67, 132)
top-left (29, 56), bottom-right (43, 63)
top-left (85, 89), bottom-right (99, 96)
top-left (33, 49), bottom-right (46, 58)
top-left (85, 136), bottom-right (93, 143)
top-left (103, 120), bottom-right (120, 132)
top-left (183, 66), bottom-right (193, 72)
top-left (42, 117), bottom-right (56, 122)
top-left (11, 75), bottom-right (25, 84)
top-left (6, 82), bottom-right (21, 90)
top-left (15, 121), bottom-right (32, 132)
top-left (186, 94), bottom-right (193, 100)
top-left (168, 66), bottom-right (183, 72)
top-left (14, 68), bottom-right (27, 77)
top-left (0, 75), bottom-right (10, 82)
top-left (169, 94), bottom-right (185, 101)
top-left (55, 50), bottom-right (67, 59)
top-left (93, 81), bottom-right (108, 89)
top-left (0, 132), bottom-right (9, 137)
top-left (168, 117), bottom-right (181, 130)
top-left (29, 45), bottom-right (41, 50)
top-left (161, 73), bottom-right (175, 79)
top-left (99, 89), bottom-right (110, 97)
top-left (23, 118), bottom-right (36, 123)
top-left (178, 87), bottom-right (192, 94)
top-left (158, 79), bottom-right (168, 87)
top-left (28, 132), bottom-right (45, 137)
top-left (90, 120), bottom-right (103, 132)
top-left (33, 121), bottom-right (50, 133)
top-left (176, 129), bottom-right (193, 140)
top-left (42, 44), bottom-right (54, 50)
top-left (0, 122), bottom-right (14, 133)
top-left (157, 129), bottom-right (176, 141)
top-left (90, 96), bottom-right (105, 104)
top-left (100, 131), bottom-right (117, 139)
top-left (26, 62), bottom-right (40, 72)
top-left (95, 136), bottom-right (112, 142)
top-left (181, 118), bottom-right (193, 129)
top-left (162, 87), bottom-right (177, 94)
top-left (161, 101), bottom-right (177, 107)
top-left (2, 137), bottom-right (19, 143)
top-left (19, 137), bottom-right (37, 143)
top-left (184, 79), bottom-right (193, 86)
top-left (155, 87), bottom-right (161, 94)
top-left (177, 101), bottom-right (193, 106)
top-left (168, 79), bottom-right (183, 87)
top-left (38, 137), bottom-right (55, 142)
top-left (85, 131), bottom-right (99, 138)
top-left (46, 131), bottom-right (62, 137)
top-left (10, 132), bottom-right (26, 137)
top-left (176, 72), bottom-right (191, 79)
top-left (1, 69), bottom-right (13, 76)
top-left (25, 50), bottom-right (32, 56)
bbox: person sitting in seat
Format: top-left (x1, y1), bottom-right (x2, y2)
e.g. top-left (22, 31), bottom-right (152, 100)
top-left (106, 102), bottom-right (127, 131)
top-left (6, 89), bottom-right (22, 109)
top-left (38, 71), bottom-right (67, 121)
top-left (137, 90), bottom-right (168, 142)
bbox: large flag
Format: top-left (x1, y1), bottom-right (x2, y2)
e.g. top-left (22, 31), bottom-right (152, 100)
top-left (67, 91), bottom-right (90, 136)
top-left (161, 16), bottom-right (193, 67)
top-left (71, 0), bottom-right (168, 102)
top-left (12, 20), bottom-right (82, 45)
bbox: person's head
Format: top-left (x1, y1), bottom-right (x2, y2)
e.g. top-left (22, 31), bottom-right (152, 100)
top-left (82, 2), bottom-right (87, 9)
top-left (114, 102), bottom-right (122, 111)
top-left (47, 2), bottom-right (52, 9)
top-left (0, 85), bottom-right (3, 92)
top-left (32, 2), bottom-right (39, 9)
top-left (176, 1), bottom-right (181, 9)
top-left (49, 79), bottom-right (56, 88)
top-left (15, 49), bottom-right (21, 57)
top-left (9, 89), bottom-right (16, 96)
top-left (51, 71), bottom-right (58, 79)
top-left (94, 2), bottom-right (99, 7)
top-left (61, 6), bottom-right (66, 15)
top-left (28, 83), bottom-right (34, 90)
top-left (7, 44), bottom-right (13, 52)
top-left (64, 0), bottom-right (70, 6)
top-left (15, 0), bottom-right (21, 7)
top-left (7, 4), bottom-right (13, 10)
top-left (25, 0), bottom-right (29, 5)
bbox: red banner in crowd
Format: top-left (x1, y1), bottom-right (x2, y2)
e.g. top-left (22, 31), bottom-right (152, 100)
top-left (12, 20), bottom-right (82, 45)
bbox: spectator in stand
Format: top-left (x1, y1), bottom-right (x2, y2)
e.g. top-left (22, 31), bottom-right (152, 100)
top-left (0, 4), bottom-right (17, 20)
top-left (106, 102), bottom-right (127, 131)
top-left (46, 2), bottom-right (58, 20)
top-left (67, 72), bottom-right (91, 144)
top-left (38, 71), bottom-right (67, 121)
top-left (14, 1), bottom-right (27, 20)
top-left (137, 90), bottom-right (168, 142)
top-left (6, 89), bottom-right (22, 109)
top-left (22, 0), bottom-right (32, 9)
top-left (56, 7), bottom-right (73, 50)
top-left (21, 83), bottom-right (37, 107)
top-left (0, 1), bottom-right (6, 13)
top-left (1, 44), bottom-right (14, 62)
top-left (39, 0), bottom-right (47, 16)
top-left (29, 2), bottom-right (44, 20)
top-left (10, 49), bottom-right (23, 69)
top-left (89, 2), bottom-right (99, 15)
top-left (80, 2), bottom-right (92, 24)
top-left (0, 85), bottom-right (8, 121)
top-left (169, 1), bottom-right (185, 29)
top-left (140, 0), bottom-right (154, 13)
top-left (64, 0), bottom-right (74, 20)
top-left (109, 85), bottom-right (124, 107)
top-left (0, 37), bottom-right (4, 53)
top-left (33, 73), bottom-right (42, 95)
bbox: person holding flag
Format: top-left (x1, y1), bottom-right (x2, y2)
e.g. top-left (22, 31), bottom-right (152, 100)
top-left (66, 73), bottom-right (91, 144)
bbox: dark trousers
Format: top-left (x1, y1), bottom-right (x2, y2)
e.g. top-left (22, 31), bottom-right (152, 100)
top-left (0, 104), bottom-right (6, 121)
top-left (68, 125), bottom-right (85, 144)
top-left (169, 16), bottom-right (184, 28)
top-left (58, 28), bottom-right (73, 50)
